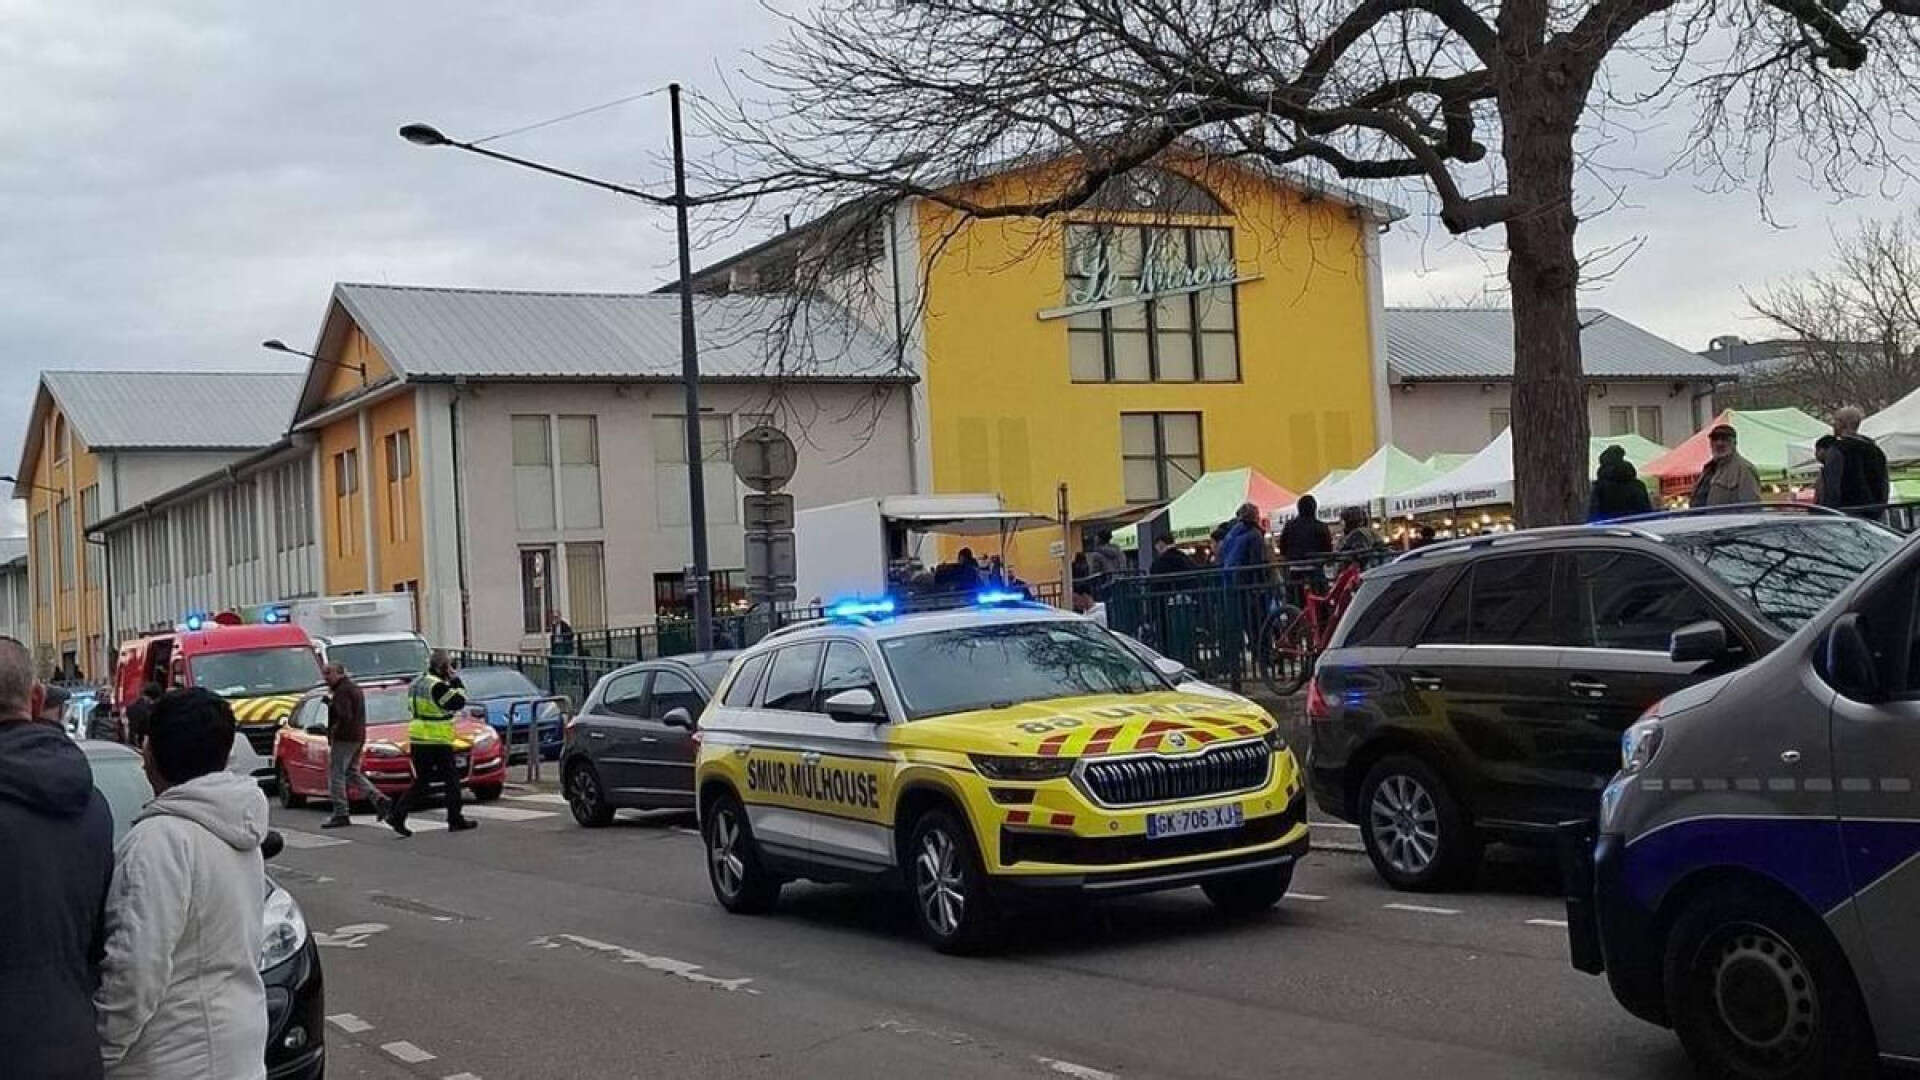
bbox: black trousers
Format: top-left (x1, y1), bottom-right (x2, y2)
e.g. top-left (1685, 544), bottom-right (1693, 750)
top-left (391, 743), bottom-right (465, 826)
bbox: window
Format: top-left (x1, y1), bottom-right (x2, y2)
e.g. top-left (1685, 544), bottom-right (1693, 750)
top-left (180, 501), bottom-right (211, 578)
top-left (1490, 408), bottom-right (1512, 438)
top-left (1671, 520), bottom-right (1901, 632)
top-left (600, 672), bottom-right (650, 717)
top-left (654, 415), bottom-right (737, 527)
top-left (272, 458), bottom-right (314, 553)
top-left (1608, 406), bottom-right (1634, 437)
top-left (1465, 555), bottom-right (1563, 646)
top-left (1606, 404), bottom-right (1664, 444)
top-left (653, 569), bottom-right (744, 619)
top-left (649, 671), bottom-right (704, 720)
top-left (56, 498), bottom-right (73, 592)
top-left (1638, 406), bottom-right (1663, 445)
top-left (109, 532), bottom-right (135, 608)
top-left (1064, 225), bottom-right (1239, 382)
top-left (384, 430), bottom-right (413, 544)
top-left (512, 415), bottom-right (555, 530)
top-left (519, 547), bottom-right (555, 634)
top-left (33, 512), bottom-right (49, 602)
top-left (879, 623), bottom-right (1159, 720)
top-left (722, 653), bottom-right (770, 707)
top-left (1570, 552), bottom-right (1717, 652)
top-left (1339, 573), bottom-right (1428, 648)
top-left (761, 643), bottom-right (825, 712)
top-left (818, 641), bottom-right (879, 701)
top-left (332, 448), bottom-right (359, 558)
top-left (52, 414), bottom-right (67, 464)
top-left (145, 514), bottom-right (172, 585)
top-left (80, 485), bottom-right (100, 588)
top-left (1121, 413), bottom-right (1204, 504)
top-left (222, 481), bottom-right (257, 566)
top-left (565, 542), bottom-right (606, 631)
top-left (558, 416), bottom-right (602, 530)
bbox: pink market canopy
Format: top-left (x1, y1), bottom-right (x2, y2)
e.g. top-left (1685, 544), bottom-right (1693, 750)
top-left (1116, 467), bottom-right (1298, 548)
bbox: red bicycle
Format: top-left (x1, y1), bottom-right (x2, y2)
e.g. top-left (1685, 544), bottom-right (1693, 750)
top-left (1260, 561), bottom-right (1365, 695)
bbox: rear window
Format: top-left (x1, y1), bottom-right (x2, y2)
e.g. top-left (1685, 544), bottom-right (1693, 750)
top-left (722, 654), bottom-right (770, 707)
top-left (458, 667), bottom-right (541, 699)
top-left (1669, 520), bottom-right (1901, 632)
top-left (1337, 569), bottom-right (1452, 648)
top-left (1418, 555), bottom-right (1564, 646)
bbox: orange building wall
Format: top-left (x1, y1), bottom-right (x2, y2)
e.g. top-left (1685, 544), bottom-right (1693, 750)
top-left (320, 326), bottom-right (388, 403)
top-left (27, 403), bottom-right (107, 674)
top-left (318, 418), bottom-right (366, 594)
top-left (367, 390), bottom-right (423, 593)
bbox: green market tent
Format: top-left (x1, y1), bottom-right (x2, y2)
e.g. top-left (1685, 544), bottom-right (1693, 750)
top-left (1589, 432), bottom-right (1667, 471)
top-left (1115, 467), bottom-right (1299, 548)
top-left (1424, 452), bottom-right (1474, 474)
top-left (1283, 445), bottom-right (1438, 520)
top-left (1642, 408), bottom-right (1828, 499)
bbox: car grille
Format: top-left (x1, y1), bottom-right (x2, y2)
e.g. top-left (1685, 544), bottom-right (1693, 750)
top-left (240, 724), bottom-right (280, 757)
top-left (1079, 740), bottom-right (1270, 806)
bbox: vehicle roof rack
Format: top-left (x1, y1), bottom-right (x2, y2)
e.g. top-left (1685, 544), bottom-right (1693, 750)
top-left (1392, 523), bottom-right (1658, 565)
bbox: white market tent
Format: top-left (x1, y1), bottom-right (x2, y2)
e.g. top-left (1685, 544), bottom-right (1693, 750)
top-left (1278, 445), bottom-right (1438, 520)
top-left (1389, 429), bottom-right (1669, 515)
top-left (1788, 386), bottom-right (1920, 468)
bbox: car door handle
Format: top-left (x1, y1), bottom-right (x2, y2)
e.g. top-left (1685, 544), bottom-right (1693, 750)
top-left (586, 730), bottom-right (606, 739)
top-left (638, 736), bottom-right (659, 744)
top-left (1568, 679), bottom-right (1609, 698)
top-left (1780, 750), bottom-right (1802, 765)
top-left (801, 751), bottom-right (822, 765)
top-left (1408, 675), bottom-right (1443, 692)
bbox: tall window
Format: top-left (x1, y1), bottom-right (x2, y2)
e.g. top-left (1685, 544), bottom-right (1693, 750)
top-left (1121, 413), bottom-right (1204, 504)
top-left (384, 429), bottom-right (413, 543)
top-left (33, 511), bottom-right (49, 602)
top-left (332, 449), bottom-right (359, 558)
top-left (52, 414), bottom-right (67, 464)
top-left (519, 546), bottom-right (555, 634)
top-left (180, 501), bottom-right (211, 577)
top-left (272, 458), bottom-right (314, 553)
top-left (566, 542), bottom-right (607, 630)
top-left (80, 485), bottom-right (100, 587)
top-left (56, 498), bottom-right (73, 592)
top-left (1063, 225), bottom-right (1239, 383)
top-left (225, 480), bottom-right (258, 566)
top-left (558, 416), bottom-right (603, 529)
top-left (1490, 407), bottom-right (1512, 438)
top-left (512, 415), bottom-right (555, 531)
top-left (654, 415), bottom-right (737, 526)
top-left (145, 514), bottom-right (172, 585)
top-left (110, 533), bottom-right (135, 610)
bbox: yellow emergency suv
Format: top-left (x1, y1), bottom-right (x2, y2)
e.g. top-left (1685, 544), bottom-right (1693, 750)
top-left (694, 597), bottom-right (1308, 951)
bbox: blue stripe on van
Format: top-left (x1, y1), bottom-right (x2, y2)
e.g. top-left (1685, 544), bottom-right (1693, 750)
top-left (1625, 816), bottom-right (1853, 913)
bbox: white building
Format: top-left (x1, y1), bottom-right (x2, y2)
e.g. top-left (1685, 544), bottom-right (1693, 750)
top-left (0, 538), bottom-right (29, 648)
top-left (1385, 308), bottom-right (1731, 457)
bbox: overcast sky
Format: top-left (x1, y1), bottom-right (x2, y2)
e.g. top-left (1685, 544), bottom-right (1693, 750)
top-left (2, 1), bottom-right (1905, 537)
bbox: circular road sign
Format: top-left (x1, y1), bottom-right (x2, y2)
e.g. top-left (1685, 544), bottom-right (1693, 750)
top-left (732, 425), bottom-right (798, 493)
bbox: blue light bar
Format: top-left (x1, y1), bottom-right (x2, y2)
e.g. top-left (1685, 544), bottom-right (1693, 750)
top-left (826, 597), bottom-right (897, 621)
top-left (975, 589), bottom-right (1027, 606)
top-left (184, 613), bottom-right (205, 631)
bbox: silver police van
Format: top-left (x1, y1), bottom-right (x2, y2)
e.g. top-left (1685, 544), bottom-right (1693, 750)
top-left (1565, 517), bottom-right (1917, 1077)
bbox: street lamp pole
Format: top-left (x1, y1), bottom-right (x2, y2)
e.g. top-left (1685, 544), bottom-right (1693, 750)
top-left (398, 96), bottom-right (715, 650)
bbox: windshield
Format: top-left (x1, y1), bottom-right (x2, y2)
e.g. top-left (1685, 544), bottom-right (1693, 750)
top-left (363, 687), bottom-right (414, 726)
top-left (328, 638), bottom-right (430, 679)
top-left (87, 754), bottom-right (154, 844)
top-left (880, 621), bottom-right (1165, 720)
top-left (190, 647), bottom-right (323, 699)
top-left (456, 667), bottom-right (540, 699)
top-left (1671, 520), bottom-right (1902, 632)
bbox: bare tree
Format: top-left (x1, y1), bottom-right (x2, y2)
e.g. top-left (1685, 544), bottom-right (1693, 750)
top-left (1743, 211), bottom-right (1920, 415)
top-left (700, 0), bottom-right (1920, 524)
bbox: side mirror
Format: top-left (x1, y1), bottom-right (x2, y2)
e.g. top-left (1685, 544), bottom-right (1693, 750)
top-left (1826, 612), bottom-right (1882, 701)
top-left (304, 721), bottom-right (328, 735)
top-left (1669, 620), bottom-right (1729, 664)
top-left (1150, 656), bottom-right (1189, 681)
top-left (822, 687), bottom-right (884, 724)
top-left (262, 830), bottom-right (284, 861)
top-left (661, 707), bottom-right (695, 731)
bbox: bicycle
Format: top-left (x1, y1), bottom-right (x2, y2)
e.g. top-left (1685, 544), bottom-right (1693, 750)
top-left (1258, 560), bottom-right (1365, 695)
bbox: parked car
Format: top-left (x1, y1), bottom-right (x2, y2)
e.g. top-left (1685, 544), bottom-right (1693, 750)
top-left (82, 740), bottom-right (324, 1080)
top-left (272, 681), bottom-right (507, 807)
top-left (1110, 630), bottom-right (1244, 703)
top-left (457, 665), bottom-right (566, 762)
top-left (560, 652), bottom-right (736, 826)
top-left (1309, 508), bottom-right (1900, 891)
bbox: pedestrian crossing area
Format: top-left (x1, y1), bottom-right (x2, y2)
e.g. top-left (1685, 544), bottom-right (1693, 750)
top-left (274, 793), bottom-right (566, 847)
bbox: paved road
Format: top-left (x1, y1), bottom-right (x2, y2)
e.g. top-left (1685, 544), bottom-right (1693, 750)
top-left (270, 792), bottom-right (1689, 1080)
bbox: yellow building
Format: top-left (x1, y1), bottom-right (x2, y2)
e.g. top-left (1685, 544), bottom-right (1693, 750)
top-left (691, 154), bottom-right (1400, 581)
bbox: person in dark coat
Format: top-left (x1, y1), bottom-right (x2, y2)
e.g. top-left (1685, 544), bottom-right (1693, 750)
top-left (1827, 406), bottom-right (1890, 517)
top-left (1216, 502), bottom-right (1270, 576)
top-left (122, 682), bottom-right (161, 748)
top-left (1587, 444), bottom-right (1653, 522)
top-left (0, 639), bottom-right (115, 1080)
top-left (1149, 535), bottom-right (1195, 575)
top-left (1278, 495), bottom-right (1334, 564)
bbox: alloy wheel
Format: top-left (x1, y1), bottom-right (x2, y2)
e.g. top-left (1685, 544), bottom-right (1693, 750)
top-left (709, 808), bottom-right (747, 900)
top-left (914, 826), bottom-right (966, 938)
top-left (1369, 773), bottom-right (1440, 876)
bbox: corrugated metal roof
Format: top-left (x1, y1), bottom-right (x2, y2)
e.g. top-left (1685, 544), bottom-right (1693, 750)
top-left (335, 283), bottom-right (907, 382)
top-left (1384, 308), bottom-right (1730, 381)
top-left (42, 370), bottom-right (303, 449)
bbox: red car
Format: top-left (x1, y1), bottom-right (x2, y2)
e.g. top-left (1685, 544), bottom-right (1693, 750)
top-left (272, 681), bottom-right (507, 808)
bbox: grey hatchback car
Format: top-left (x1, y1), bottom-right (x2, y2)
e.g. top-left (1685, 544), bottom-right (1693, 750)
top-left (560, 652), bottom-right (736, 826)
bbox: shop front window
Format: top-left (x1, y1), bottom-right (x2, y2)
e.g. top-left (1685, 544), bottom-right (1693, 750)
top-left (1064, 225), bottom-right (1239, 384)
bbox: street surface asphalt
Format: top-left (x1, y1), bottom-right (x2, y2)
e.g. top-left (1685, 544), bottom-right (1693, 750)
top-left (272, 785), bottom-right (1695, 1080)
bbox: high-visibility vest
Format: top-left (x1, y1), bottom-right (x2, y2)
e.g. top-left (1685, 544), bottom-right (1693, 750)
top-left (408, 673), bottom-right (458, 745)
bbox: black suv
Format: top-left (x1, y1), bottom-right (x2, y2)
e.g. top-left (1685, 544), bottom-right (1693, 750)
top-left (1308, 508), bottom-right (1900, 890)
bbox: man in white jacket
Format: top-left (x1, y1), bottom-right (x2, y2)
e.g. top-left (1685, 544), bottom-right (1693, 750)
top-left (95, 687), bottom-right (269, 1080)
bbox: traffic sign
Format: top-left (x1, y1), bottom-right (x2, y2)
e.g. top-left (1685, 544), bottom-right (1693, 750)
top-left (744, 531), bottom-right (797, 584)
top-left (732, 425), bottom-right (797, 494)
top-left (742, 493), bottom-right (795, 531)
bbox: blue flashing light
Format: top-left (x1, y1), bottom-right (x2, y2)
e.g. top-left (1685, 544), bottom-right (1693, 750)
top-left (974, 589), bottom-right (1028, 607)
top-left (826, 597), bottom-right (897, 621)
top-left (184, 613), bottom-right (205, 632)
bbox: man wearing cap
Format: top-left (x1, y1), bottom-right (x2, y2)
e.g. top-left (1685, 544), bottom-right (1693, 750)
top-left (1691, 423), bottom-right (1763, 507)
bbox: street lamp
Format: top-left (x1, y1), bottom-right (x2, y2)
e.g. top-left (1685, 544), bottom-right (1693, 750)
top-left (399, 84), bottom-right (716, 651)
top-left (262, 339), bottom-right (367, 379)
top-left (2, 475), bottom-right (62, 497)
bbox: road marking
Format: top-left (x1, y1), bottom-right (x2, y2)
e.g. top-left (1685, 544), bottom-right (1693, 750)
top-left (506, 792), bottom-right (569, 806)
top-left (461, 804), bottom-right (556, 822)
top-left (531, 933), bottom-right (758, 993)
top-left (1285, 891), bottom-right (1328, 902)
top-left (382, 1040), bottom-right (436, 1064)
top-left (1312, 821), bottom-right (1360, 830)
top-left (277, 829), bottom-right (350, 850)
top-left (1037, 1057), bottom-right (1119, 1080)
top-left (670, 825), bottom-right (702, 838)
top-left (327, 1013), bottom-right (373, 1033)
top-left (314, 923), bottom-right (390, 949)
top-left (1384, 902), bottom-right (1461, 916)
top-left (1527, 918), bottom-right (1569, 929)
top-left (442, 1074), bottom-right (483, 1080)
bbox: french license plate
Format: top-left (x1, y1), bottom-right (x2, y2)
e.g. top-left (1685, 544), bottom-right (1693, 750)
top-left (1146, 804), bottom-right (1243, 839)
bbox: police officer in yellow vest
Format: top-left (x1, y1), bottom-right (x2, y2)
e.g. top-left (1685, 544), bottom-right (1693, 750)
top-left (388, 650), bottom-right (478, 837)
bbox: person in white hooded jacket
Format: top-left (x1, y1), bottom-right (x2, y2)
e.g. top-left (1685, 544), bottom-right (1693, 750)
top-left (95, 687), bottom-right (269, 1080)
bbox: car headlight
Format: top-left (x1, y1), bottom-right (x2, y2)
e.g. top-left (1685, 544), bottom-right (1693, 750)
top-left (366, 740), bottom-right (404, 758)
top-left (473, 729), bottom-right (499, 750)
top-left (1261, 724), bottom-right (1287, 751)
top-left (1620, 718), bottom-right (1665, 774)
top-left (970, 754), bottom-right (1076, 781)
top-left (259, 884), bottom-right (309, 972)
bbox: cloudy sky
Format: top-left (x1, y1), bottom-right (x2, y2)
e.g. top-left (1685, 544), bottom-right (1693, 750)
top-left (2, 1), bottom-right (1904, 537)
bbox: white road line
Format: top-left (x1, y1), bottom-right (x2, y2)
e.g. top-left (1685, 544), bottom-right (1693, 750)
top-left (442, 1073), bottom-right (483, 1080)
top-left (1312, 821), bottom-right (1361, 830)
top-left (1384, 902), bottom-right (1461, 916)
top-left (1527, 918), bottom-right (1569, 929)
top-left (326, 1013), bottom-right (372, 1033)
top-left (531, 933), bottom-right (758, 992)
top-left (382, 1040), bottom-right (437, 1064)
top-left (1285, 891), bottom-right (1328, 902)
top-left (1037, 1057), bottom-right (1119, 1080)
top-left (461, 805), bottom-right (557, 822)
top-left (669, 826), bottom-right (702, 838)
top-left (277, 829), bottom-right (350, 850)
top-left (506, 791), bottom-right (570, 805)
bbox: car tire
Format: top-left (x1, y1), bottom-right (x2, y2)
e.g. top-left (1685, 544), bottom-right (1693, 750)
top-left (471, 784), bottom-right (503, 803)
top-left (1358, 755), bottom-right (1479, 891)
top-left (905, 807), bottom-right (1001, 954)
top-left (277, 766), bottom-right (306, 810)
top-left (1201, 862), bottom-right (1295, 917)
top-left (703, 792), bottom-right (781, 914)
top-left (564, 760), bottom-right (615, 828)
top-left (1663, 885), bottom-right (1877, 1080)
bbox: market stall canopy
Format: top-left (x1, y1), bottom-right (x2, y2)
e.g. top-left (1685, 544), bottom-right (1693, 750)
top-left (1787, 385), bottom-right (1920, 468)
top-left (1283, 445), bottom-right (1438, 520)
top-left (1116, 467), bottom-right (1298, 548)
top-left (1389, 430), bottom-right (1668, 515)
top-left (1643, 408), bottom-right (1828, 497)
top-left (1424, 452), bottom-right (1474, 474)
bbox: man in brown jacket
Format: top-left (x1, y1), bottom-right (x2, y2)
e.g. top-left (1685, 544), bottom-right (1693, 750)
top-left (322, 663), bottom-right (391, 828)
top-left (1691, 423), bottom-right (1764, 508)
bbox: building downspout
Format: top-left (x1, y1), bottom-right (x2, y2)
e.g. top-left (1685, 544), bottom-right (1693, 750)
top-left (449, 390), bottom-right (472, 647)
top-left (887, 202), bottom-right (917, 492)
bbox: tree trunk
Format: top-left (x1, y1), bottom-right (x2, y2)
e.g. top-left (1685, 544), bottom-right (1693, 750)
top-left (1499, 68), bottom-right (1590, 527)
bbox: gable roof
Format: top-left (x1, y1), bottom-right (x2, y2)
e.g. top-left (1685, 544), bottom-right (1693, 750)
top-left (1384, 308), bottom-right (1731, 381)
